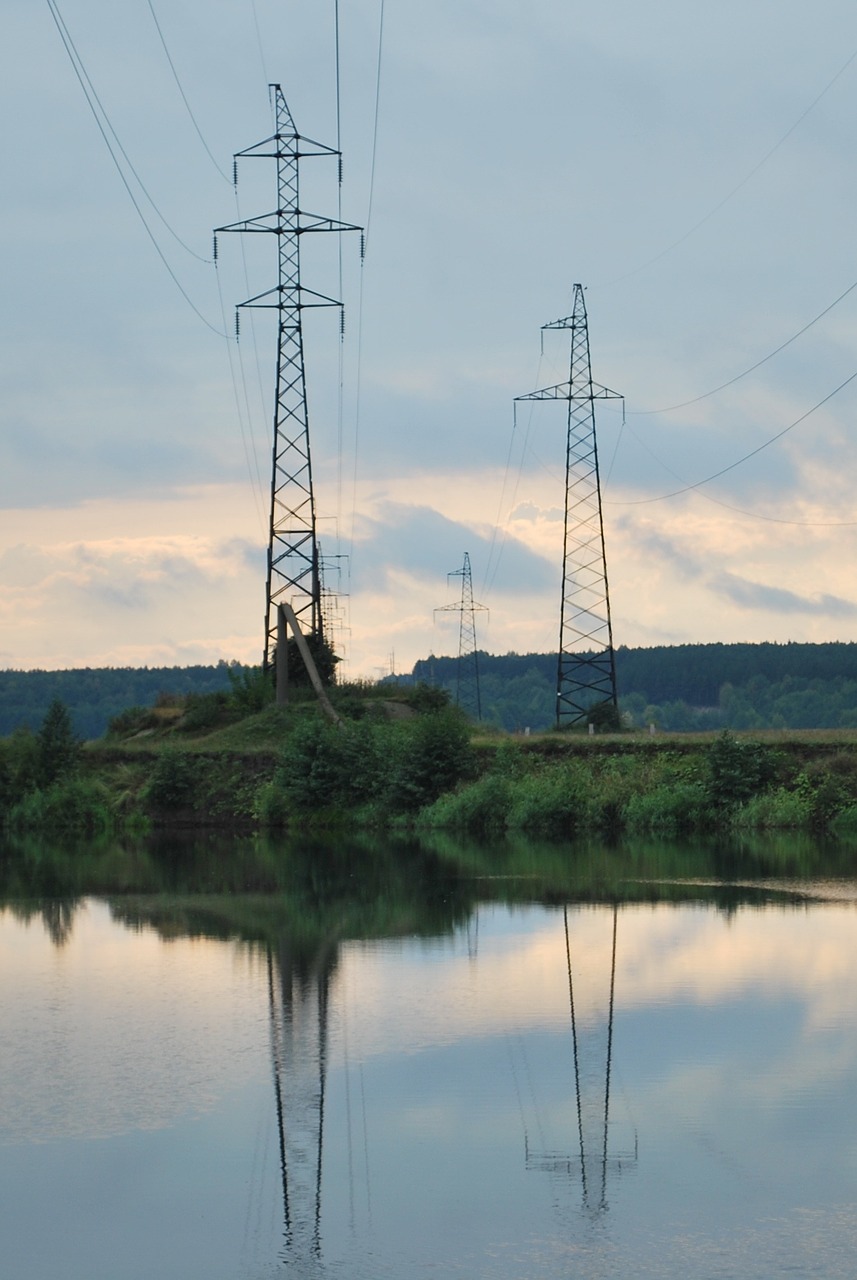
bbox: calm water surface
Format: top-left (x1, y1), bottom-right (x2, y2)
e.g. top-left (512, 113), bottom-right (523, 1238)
top-left (2, 836), bottom-right (857, 1278)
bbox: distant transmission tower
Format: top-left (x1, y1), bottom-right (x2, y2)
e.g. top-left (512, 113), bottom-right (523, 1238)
top-left (215, 85), bottom-right (360, 670)
top-left (516, 286), bottom-right (623, 728)
top-left (435, 552), bottom-right (488, 720)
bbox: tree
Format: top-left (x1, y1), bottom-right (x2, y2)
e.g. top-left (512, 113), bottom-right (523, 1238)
top-left (37, 698), bottom-right (80, 787)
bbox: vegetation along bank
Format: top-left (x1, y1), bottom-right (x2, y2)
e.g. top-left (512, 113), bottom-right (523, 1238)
top-left (5, 674), bottom-right (857, 842)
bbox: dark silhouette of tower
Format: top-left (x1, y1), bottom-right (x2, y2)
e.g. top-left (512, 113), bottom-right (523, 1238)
top-left (215, 86), bottom-right (359, 669)
top-left (435, 552), bottom-right (488, 720)
top-left (516, 286), bottom-right (623, 728)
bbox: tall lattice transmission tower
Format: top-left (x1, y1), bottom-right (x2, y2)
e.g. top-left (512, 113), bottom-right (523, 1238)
top-left (215, 86), bottom-right (359, 671)
top-left (516, 286), bottom-right (623, 729)
top-left (435, 552), bottom-right (488, 720)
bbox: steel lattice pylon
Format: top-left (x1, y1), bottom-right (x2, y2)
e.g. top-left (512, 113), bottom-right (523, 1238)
top-left (516, 286), bottom-right (623, 728)
top-left (435, 552), bottom-right (488, 720)
top-left (215, 86), bottom-right (359, 670)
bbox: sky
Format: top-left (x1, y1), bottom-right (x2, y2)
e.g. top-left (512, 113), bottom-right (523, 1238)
top-left (4, 1), bottom-right (857, 676)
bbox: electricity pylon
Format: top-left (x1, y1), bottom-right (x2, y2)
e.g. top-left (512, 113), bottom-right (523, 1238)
top-left (516, 286), bottom-right (623, 728)
top-left (215, 85), bottom-right (360, 670)
top-left (435, 552), bottom-right (488, 720)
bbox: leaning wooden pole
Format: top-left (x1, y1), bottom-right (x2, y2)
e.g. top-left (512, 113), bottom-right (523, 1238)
top-left (277, 603), bottom-right (343, 728)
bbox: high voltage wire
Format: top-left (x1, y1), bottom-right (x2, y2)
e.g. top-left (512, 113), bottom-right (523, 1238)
top-left (48, 0), bottom-right (212, 265)
top-left (605, 43), bottom-right (857, 287)
top-left (631, 275), bottom-right (857, 416)
top-left (46, 0), bottom-right (226, 337)
top-left (347, 0), bottom-right (387, 573)
top-left (608, 365), bottom-right (857, 517)
top-left (145, 0), bottom-right (231, 183)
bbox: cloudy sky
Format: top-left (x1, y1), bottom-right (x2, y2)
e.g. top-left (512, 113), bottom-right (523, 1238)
top-left (4, 0), bottom-right (857, 676)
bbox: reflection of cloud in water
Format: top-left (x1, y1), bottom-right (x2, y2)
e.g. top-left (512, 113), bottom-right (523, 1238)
top-left (0, 901), bottom-right (267, 1144)
top-left (339, 900), bottom-right (857, 1058)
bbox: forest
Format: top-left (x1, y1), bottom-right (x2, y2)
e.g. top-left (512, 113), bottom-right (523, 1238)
top-left (4, 641), bottom-right (857, 737)
top-left (409, 641), bottom-right (857, 732)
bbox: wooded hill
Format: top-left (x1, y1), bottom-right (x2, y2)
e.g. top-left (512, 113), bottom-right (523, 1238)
top-left (0, 664), bottom-right (240, 739)
top-left (4, 641), bottom-right (857, 737)
top-left (409, 642), bottom-right (857, 732)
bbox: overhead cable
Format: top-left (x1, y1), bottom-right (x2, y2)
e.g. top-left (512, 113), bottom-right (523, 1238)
top-left (610, 366), bottom-right (857, 507)
top-left (46, 0), bottom-right (225, 336)
top-left (145, 0), bottom-right (231, 183)
top-left (633, 275), bottom-right (857, 415)
top-left (607, 44), bottom-right (857, 286)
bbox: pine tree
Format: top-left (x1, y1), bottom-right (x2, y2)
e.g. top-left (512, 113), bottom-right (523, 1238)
top-left (37, 698), bottom-right (80, 787)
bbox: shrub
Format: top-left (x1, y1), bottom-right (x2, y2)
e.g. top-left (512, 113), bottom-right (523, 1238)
top-left (278, 717), bottom-right (385, 811)
top-left (731, 787), bottom-right (812, 830)
top-left (179, 691), bottom-right (233, 732)
top-left (226, 663), bottom-right (273, 714)
top-left (6, 776), bottom-right (114, 835)
top-left (707, 732), bottom-right (776, 808)
top-left (505, 764), bottom-right (594, 837)
top-left (624, 781), bottom-right (711, 834)
top-left (145, 749), bottom-right (200, 809)
top-left (107, 706), bottom-right (159, 737)
top-left (385, 709), bottom-right (474, 812)
top-left (421, 773), bottom-right (513, 834)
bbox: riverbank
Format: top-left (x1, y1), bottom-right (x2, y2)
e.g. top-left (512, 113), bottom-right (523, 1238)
top-left (5, 686), bottom-right (857, 841)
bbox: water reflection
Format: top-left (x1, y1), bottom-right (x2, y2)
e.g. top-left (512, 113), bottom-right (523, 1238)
top-left (4, 833), bottom-right (857, 1277)
top-left (518, 905), bottom-right (638, 1221)
top-left (267, 938), bottom-right (335, 1272)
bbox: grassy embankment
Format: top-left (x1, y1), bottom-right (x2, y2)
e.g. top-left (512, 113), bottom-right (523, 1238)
top-left (6, 675), bottom-right (857, 841)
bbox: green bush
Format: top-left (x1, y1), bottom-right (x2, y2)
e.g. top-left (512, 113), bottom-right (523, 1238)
top-left (145, 749), bottom-right (200, 809)
top-left (505, 764), bottom-right (593, 837)
top-left (731, 786), bottom-right (812, 830)
top-left (421, 773), bottom-right (513, 834)
top-left (278, 717), bottom-right (385, 811)
top-left (6, 776), bottom-right (114, 835)
top-left (179, 691), bottom-right (233, 732)
top-left (385, 709), bottom-right (474, 812)
top-left (624, 781), bottom-right (711, 834)
top-left (226, 663), bottom-right (273, 714)
top-left (707, 732), bottom-right (777, 808)
top-left (107, 706), bottom-right (159, 737)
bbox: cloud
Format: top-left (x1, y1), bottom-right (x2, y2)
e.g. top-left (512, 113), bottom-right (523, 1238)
top-left (353, 501), bottom-right (554, 596)
top-left (712, 573), bottom-right (857, 618)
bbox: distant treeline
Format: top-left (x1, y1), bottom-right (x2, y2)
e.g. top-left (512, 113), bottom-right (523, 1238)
top-left (409, 642), bottom-right (857, 731)
top-left (0, 663), bottom-right (241, 739)
top-left (5, 642), bottom-right (857, 739)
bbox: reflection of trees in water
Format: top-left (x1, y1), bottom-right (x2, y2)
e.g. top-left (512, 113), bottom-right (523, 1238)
top-left (4, 897), bottom-right (80, 947)
top-left (38, 898), bottom-right (77, 947)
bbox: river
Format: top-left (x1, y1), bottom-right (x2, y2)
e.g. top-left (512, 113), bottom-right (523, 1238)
top-left (2, 832), bottom-right (856, 1278)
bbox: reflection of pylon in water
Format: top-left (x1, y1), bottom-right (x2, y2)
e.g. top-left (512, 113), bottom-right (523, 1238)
top-left (525, 905), bottom-right (637, 1214)
top-left (267, 942), bottom-right (337, 1272)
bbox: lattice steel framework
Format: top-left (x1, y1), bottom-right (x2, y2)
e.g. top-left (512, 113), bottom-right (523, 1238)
top-left (215, 86), bottom-right (359, 669)
top-left (516, 286), bottom-right (623, 728)
top-left (435, 552), bottom-right (488, 720)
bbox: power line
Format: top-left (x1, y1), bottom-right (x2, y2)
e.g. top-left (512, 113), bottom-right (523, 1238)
top-left (608, 417), bottom-right (857, 528)
top-left (347, 0), bottom-right (386, 565)
top-left (46, 0), bottom-right (225, 336)
top-left (632, 275), bottom-right (857, 415)
top-left (145, 0), bottom-right (232, 183)
top-left (608, 366), bottom-right (857, 509)
top-left (606, 43), bottom-right (857, 287)
top-left (49, 0), bottom-right (212, 264)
